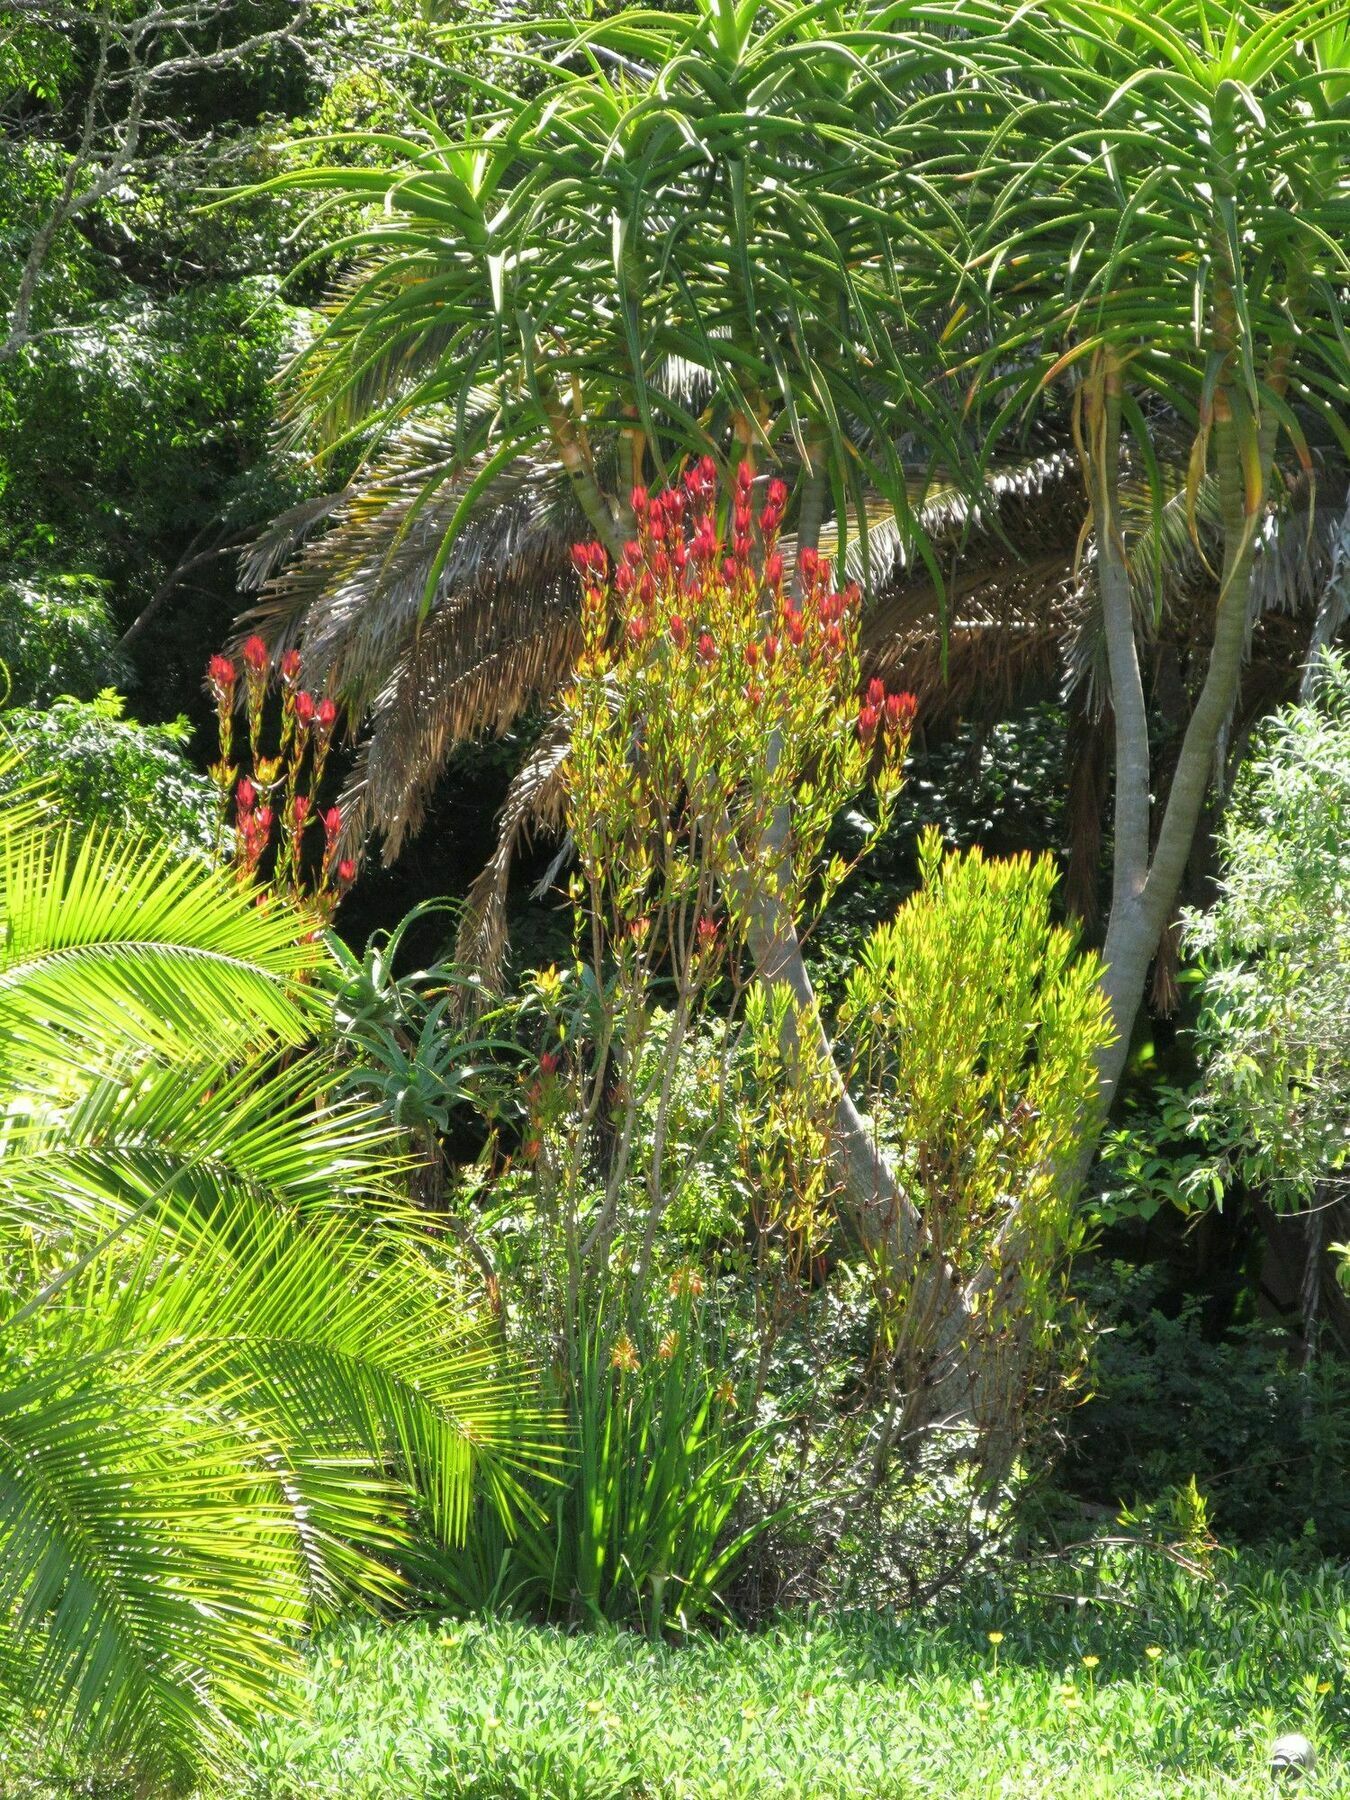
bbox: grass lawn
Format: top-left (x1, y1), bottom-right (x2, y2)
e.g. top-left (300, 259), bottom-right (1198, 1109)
top-left (8, 1547), bottom-right (1348, 1797)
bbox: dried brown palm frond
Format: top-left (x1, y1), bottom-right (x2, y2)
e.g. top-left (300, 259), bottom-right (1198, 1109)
top-left (237, 417), bottom-right (600, 856)
top-left (453, 717), bottom-right (572, 1001)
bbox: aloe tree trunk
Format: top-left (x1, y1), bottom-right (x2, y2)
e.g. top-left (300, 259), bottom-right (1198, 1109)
top-left (1093, 344), bottom-right (1279, 1108)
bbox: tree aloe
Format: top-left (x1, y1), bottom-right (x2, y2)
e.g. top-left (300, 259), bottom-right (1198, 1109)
top-left (950, 0), bottom-right (1350, 1098)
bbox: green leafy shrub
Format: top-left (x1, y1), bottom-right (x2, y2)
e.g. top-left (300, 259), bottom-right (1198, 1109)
top-left (1187, 652), bottom-right (1350, 1203)
top-left (1063, 1265), bottom-right (1350, 1553)
top-left (426, 1288), bottom-right (778, 1635)
top-left (2, 691), bottom-right (217, 854)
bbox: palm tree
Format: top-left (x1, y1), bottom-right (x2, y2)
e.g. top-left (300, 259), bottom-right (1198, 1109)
top-left (0, 764), bottom-right (555, 1792)
top-left (942, 0), bottom-right (1350, 1101)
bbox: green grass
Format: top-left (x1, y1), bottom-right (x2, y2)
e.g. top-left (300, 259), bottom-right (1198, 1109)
top-left (7, 1546), bottom-right (1348, 1797)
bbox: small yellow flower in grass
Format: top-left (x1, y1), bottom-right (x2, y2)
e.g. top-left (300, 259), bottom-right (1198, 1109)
top-left (484, 1715), bottom-right (502, 1733)
top-left (987, 1631), bottom-right (1004, 1645)
top-left (973, 1698), bottom-right (991, 1721)
top-left (1144, 1646), bottom-right (1163, 1662)
top-left (1318, 1682), bottom-right (1333, 1695)
top-left (1081, 1655), bottom-right (1100, 1671)
top-left (585, 1700), bottom-right (604, 1717)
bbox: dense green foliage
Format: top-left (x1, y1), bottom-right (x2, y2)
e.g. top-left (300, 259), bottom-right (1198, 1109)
top-left (2, 692), bottom-right (218, 853)
top-left (1188, 654), bottom-right (1350, 1202)
top-left (2, 0), bottom-right (1349, 1792)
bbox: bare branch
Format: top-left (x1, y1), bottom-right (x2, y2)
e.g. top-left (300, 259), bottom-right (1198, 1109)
top-left (1, 0), bottom-right (311, 359)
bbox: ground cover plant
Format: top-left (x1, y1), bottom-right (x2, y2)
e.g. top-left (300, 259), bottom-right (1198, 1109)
top-left (8, 1541), bottom-right (1345, 1798)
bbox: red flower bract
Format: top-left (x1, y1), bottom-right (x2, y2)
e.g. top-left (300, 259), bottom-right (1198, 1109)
top-left (241, 635), bottom-right (268, 674)
top-left (337, 858), bottom-right (357, 886)
top-left (206, 654), bottom-right (236, 692)
top-left (317, 698), bottom-right (338, 731)
top-left (885, 691), bottom-right (918, 732)
top-left (279, 648), bottom-right (303, 684)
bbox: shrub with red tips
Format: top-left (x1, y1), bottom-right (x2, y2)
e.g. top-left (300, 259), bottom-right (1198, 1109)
top-left (885, 691), bottom-right (918, 732)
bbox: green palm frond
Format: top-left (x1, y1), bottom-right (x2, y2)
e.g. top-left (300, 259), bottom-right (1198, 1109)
top-left (0, 817), bottom-right (325, 1078)
top-left (0, 787), bottom-right (559, 1790)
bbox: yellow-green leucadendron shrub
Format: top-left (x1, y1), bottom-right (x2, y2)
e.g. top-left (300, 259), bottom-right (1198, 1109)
top-left (840, 829), bottom-right (1112, 1432)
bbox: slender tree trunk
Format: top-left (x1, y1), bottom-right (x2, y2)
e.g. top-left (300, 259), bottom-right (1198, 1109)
top-left (744, 435), bottom-right (987, 1440)
top-left (1092, 300), bottom-right (1282, 1110)
top-left (1089, 350), bottom-right (1157, 1103)
top-left (541, 379), bottom-right (627, 557)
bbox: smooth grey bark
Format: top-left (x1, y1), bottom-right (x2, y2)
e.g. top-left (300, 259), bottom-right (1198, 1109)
top-left (1093, 374), bottom-right (1273, 1113)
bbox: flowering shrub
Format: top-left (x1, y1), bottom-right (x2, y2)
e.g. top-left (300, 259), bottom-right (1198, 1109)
top-left (565, 459), bottom-right (914, 980)
top-left (205, 638), bottom-right (355, 916)
top-left (514, 464), bottom-right (919, 1324)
